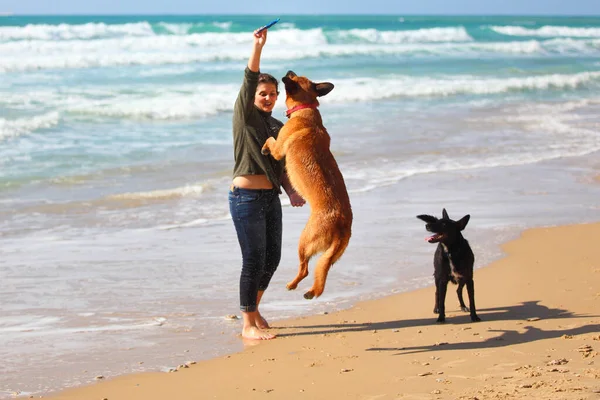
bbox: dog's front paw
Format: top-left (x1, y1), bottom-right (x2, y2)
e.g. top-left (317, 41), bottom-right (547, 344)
top-left (286, 282), bottom-right (297, 291)
top-left (471, 314), bottom-right (481, 322)
top-left (436, 315), bottom-right (446, 323)
top-left (433, 307), bottom-right (439, 314)
top-left (461, 306), bottom-right (470, 312)
top-left (261, 145), bottom-right (271, 156)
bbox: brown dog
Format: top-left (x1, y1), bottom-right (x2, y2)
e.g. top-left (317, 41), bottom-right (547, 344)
top-left (261, 71), bottom-right (353, 299)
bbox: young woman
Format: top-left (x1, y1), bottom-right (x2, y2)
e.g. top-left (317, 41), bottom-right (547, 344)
top-left (229, 28), bottom-right (305, 340)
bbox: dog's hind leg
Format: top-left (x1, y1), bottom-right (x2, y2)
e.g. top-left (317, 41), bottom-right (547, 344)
top-left (286, 227), bottom-right (317, 291)
top-left (304, 237), bottom-right (348, 300)
top-left (456, 282), bottom-right (469, 312)
top-left (466, 279), bottom-right (481, 322)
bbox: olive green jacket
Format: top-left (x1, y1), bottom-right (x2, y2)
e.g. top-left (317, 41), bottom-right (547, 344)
top-left (232, 67), bottom-right (284, 192)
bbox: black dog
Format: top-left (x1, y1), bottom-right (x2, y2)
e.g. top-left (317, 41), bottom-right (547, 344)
top-left (417, 209), bottom-right (480, 323)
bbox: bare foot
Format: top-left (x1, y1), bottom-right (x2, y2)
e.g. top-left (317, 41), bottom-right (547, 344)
top-left (256, 312), bottom-right (270, 329)
top-left (242, 326), bottom-right (276, 340)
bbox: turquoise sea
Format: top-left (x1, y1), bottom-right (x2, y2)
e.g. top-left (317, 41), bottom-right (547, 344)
top-left (1, 14), bottom-right (599, 397)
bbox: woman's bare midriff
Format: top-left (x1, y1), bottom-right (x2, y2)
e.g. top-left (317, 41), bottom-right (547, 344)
top-left (232, 174), bottom-right (273, 190)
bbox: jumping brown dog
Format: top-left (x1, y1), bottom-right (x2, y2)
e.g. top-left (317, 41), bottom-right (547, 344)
top-left (261, 71), bottom-right (353, 299)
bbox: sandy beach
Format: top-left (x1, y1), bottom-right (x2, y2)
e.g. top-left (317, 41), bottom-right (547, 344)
top-left (39, 219), bottom-right (599, 400)
top-left (3, 13), bottom-right (600, 400)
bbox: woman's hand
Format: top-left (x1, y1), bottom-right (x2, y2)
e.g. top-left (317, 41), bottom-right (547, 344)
top-left (253, 29), bottom-right (267, 49)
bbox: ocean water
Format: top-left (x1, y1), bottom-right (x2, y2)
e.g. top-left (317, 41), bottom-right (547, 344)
top-left (1, 14), bottom-right (600, 397)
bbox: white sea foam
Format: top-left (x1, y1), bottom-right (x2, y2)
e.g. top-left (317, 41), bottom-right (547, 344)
top-left (66, 85), bottom-right (238, 120)
top-left (543, 38), bottom-right (600, 54)
top-left (157, 22), bottom-right (196, 35)
top-left (513, 98), bottom-right (600, 114)
top-left (136, 65), bottom-right (198, 77)
top-left (0, 51), bottom-right (215, 73)
top-left (1, 22), bottom-right (598, 54)
top-left (1, 83), bottom-right (241, 121)
top-left (0, 316), bottom-right (64, 343)
top-left (331, 27), bottom-right (473, 43)
top-left (156, 214), bottom-right (233, 230)
top-left (325, 71), bottom-right (600, 103)
top-left (0, 22), bottom-right (155, 41)
top-left (0, 23), bottom-right (471, 44)
top-left (0, 32), bottom-right (250, 55)
top-left (4, 36), bottom-right (598, 73)
top-left (0, 112), bottom-right (60, 140)
top-left (0, 30), bottom-right (538, 57)
top-left (3, 72), bottom-right (598, 124)
top-left (212, 21), bottom-right (232, 30)
top-left (491, 25), bottom-right (600, 38)
top-left (0, 314), bottom-right (166, 339)
top-left (107, 184), bottom-right (206, 201)
top-left (277, 22), bottom-right (296, 30)
top-left (0, 29), bottom-right (330, 61)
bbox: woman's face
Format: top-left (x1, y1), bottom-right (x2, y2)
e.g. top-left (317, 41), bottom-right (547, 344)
top-left (254, 83), bottom-right (278, 113)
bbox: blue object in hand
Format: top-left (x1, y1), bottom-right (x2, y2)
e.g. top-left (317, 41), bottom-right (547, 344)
top-left (256, 18), bottom-right (280, 33)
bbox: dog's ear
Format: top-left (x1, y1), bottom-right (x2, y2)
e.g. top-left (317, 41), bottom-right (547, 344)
top-left (442, 208), bottom-right (449, 220)
top-left (314, 82), bottom-right (334, 97)
top-left (456, 215), bottom-right (470, 231)
top-left (417, 214), bottom-right (438, 224)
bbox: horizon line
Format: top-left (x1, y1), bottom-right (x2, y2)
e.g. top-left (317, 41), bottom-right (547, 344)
top-left (2, 12), bottom-right (600, 17)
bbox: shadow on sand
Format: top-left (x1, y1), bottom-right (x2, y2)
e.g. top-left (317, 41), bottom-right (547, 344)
top-left (275, 300), bottom-right (599, 354)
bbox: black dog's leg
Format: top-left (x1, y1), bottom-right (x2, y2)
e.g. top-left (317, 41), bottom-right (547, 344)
top-left (435, 278), bottom-right (448, 323)
top-left (457, 282), bottom-right (469, 312)
top-left (466, 279), bottom-right (481, 322)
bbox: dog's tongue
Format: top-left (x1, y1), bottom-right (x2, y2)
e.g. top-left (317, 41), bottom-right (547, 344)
top-left (425, 235), bottom-right (438, 243)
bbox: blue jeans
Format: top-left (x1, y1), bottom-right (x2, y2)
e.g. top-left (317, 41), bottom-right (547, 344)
top-left (229, 186), bottom-right (282, 312)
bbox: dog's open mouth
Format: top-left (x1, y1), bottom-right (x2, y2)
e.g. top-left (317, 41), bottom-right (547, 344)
top-left (426, 233), bottom-right (445, 243)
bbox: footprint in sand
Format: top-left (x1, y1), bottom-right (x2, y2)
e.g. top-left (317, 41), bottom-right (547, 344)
top-left (441, 358), bottom-right (467, 369)
top-left (488, 362), bottom-right (520, 372)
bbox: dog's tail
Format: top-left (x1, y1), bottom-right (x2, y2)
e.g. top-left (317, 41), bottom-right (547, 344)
top-left (308, 236), bottom-right (350, 298)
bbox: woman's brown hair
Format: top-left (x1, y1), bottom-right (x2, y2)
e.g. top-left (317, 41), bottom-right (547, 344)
top-left (258, 73), bottom-right (279, 94)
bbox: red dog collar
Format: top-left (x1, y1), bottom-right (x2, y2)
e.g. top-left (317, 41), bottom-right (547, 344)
top-left (285, 103), bottom-right (319, 118)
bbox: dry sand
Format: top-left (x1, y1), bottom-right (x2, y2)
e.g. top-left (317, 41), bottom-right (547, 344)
top-left (45, 222), bottom-right (600, 400)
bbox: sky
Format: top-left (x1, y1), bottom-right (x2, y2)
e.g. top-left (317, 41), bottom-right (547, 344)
top-left (0, 0), bottom-right (599, 16)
